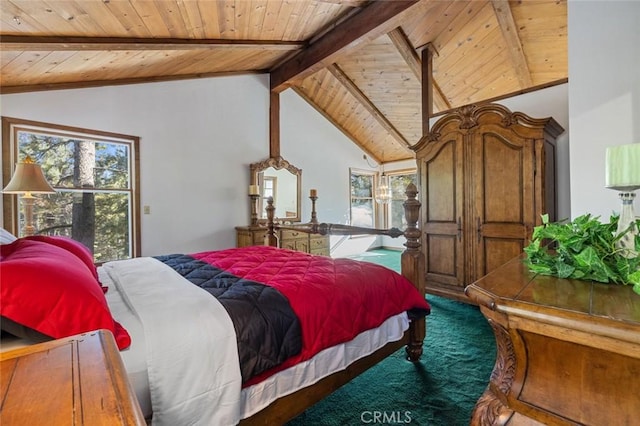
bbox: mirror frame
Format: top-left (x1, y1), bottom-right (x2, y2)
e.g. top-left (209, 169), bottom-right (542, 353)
top-left (250, 156), bottom-right (302, 223)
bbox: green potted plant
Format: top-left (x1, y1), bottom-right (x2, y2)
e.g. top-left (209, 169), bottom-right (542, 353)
top-left (524, 213), bottom-right (640, 295)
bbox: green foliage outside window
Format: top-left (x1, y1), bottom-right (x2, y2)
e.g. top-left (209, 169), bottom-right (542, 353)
top-left (350, 171), bottom-right (374, 228)
top-left (388, 173), bottom-right (416, 229)
top-left (16, 128), bottom-right (134, 263)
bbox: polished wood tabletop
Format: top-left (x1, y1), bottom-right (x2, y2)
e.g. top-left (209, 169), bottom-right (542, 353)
top-left (466, 253), bottom-right (640, 324)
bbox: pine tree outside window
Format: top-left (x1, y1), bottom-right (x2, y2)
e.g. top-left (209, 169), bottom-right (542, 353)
top-left (2, 117), bottom-right (140, 262)
top-left (387, 171), bottom-right (417, 229)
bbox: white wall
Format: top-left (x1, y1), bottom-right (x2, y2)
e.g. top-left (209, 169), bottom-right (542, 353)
top-left (498, 84), bottom-right (570, 220)
top-left (279, 90), bottom-right (381, 256)
top-left (280, 90), bottom-right (368, 225)
top-left (568, 0), bottom-right (640, 220)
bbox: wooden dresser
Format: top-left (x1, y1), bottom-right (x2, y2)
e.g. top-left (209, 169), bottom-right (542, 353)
top-left (0, 329), bottom-right (145, 426)
top-left (413, 104), bottom-right (563, 301)
top-left (465, 255), bottom-right (640, 425)
top-left (236, 225), bottom-right (330, 256)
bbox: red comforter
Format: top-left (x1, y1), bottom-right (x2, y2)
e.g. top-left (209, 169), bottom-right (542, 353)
top-left (192, 245), bottom-right (430, 385)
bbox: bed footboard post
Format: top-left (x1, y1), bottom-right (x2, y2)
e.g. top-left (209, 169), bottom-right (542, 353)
top-left (265, 197), bottom-right (278, 247)
top-left (401, 183), bottom-right (425, 362)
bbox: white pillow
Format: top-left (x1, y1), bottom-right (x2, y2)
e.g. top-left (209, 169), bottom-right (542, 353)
top-left (0, 228), bottom-right (17, 244)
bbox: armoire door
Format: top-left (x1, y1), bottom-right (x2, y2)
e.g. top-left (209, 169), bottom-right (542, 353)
top-left (420, 131), bottom-right (465, 290)
top-left (468, 126), bottom-right (536, 283)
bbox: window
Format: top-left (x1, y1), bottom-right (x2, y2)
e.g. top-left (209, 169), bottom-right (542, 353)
top-left (2, 117), bottom-right (140, 262)
top-left (387, 171), bottom-right (417, 229)
top-left (350, 169), bottom-right (375, 228)
top-left (263, 176), bottom-right (276, 202)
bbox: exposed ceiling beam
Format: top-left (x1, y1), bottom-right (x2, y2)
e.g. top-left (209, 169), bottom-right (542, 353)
top-left (491, 0), bottom-right (533, 88)
top-left (269, 92), bottom-right (281, 159)
top-left (290, 86), bottom-right (384, 164)
top-left (0, 35), bottom-right (304, 51)
top-left (0, 70), bottom-right (263, 95)
top-left (387, 28), bottom-right (451, 112)
top-left (421, 45), bottom-right (434, 135)
top-left (270, 0), bottom-right (420, 92)
top-left (316, 0), bottom-right (370, 6)
top-left (387, 28), bottom-right (421, 80)
top-left (328, 63), bottom-right (411, 151)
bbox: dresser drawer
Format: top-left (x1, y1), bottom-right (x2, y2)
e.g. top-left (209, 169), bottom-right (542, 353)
top-left (252, 229), bottom-right (267, 244)
top-left (280, 229), bottom-right (308, 241)
top-left (237, 226), bottom-right (329, 256)
top-left (280, 239), bottom-right (297, 251)
top-left (309, 235), bottom-right (328, 250)
top-left (294, 239), bottom-right (309, 253)
top-left (236, 227), bottom-right (267, 247)
top-left (281, 238), bottom-right (310, 252)
top-left (310, 247), bottom-right (330, 256)
top-left (236, 230), bottom-right (252, 247)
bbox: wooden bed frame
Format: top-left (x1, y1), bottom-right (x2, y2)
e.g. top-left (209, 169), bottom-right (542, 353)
top-left (239, 183), bottom-right (426, 425)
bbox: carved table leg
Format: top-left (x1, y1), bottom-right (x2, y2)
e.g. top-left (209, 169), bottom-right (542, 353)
top-left (470, 388), bottom-right (513, 426)
top-left (470, 319), bottom-right (515, 425)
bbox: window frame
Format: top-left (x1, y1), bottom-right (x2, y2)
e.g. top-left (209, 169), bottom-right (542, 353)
top-left (349, 168), bottom-right (377, 229)
top-left (263, 175), bottom-right (277, 203)
top-left (381, 168), bottom-right (417, 229)
top-left (1, 116), bottom-right (141, 259)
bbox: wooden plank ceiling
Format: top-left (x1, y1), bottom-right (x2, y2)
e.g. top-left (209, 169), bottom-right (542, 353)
top-left (0, 0), bottom-right (567, 163)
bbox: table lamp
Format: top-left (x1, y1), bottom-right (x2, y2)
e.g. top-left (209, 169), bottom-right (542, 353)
top-left (605, 143), bottom-right (640, 257)
top-left (2, 156), bottom-right (56, 236)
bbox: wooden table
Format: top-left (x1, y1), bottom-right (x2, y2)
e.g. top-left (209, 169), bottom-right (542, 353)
top-left (465, 255), bottom-right (640, 426)
top-left (0, 329), bottom-right (145, 426)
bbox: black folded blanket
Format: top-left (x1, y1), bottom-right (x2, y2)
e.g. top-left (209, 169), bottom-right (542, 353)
top-left (155, 254), bottom-right (302, 384)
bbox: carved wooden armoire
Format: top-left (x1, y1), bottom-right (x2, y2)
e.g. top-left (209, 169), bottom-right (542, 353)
top-left (413, 104), bottom-right (564, 301)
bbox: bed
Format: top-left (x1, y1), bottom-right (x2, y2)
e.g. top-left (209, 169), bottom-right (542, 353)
top-left (1, 184), bottom-right (429, 425)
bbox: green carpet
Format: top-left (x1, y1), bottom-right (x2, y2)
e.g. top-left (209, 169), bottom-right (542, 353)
top-left (286, 249), bottom-right (496, 426)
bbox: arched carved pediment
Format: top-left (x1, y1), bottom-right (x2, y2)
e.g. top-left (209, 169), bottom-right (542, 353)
top-left (250, 156), bottom-right (301, 176)
top-left (424, 103), bottom-right (563, 143)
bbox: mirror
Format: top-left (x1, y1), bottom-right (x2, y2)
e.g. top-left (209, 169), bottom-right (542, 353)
top-left (250, 156), bottom-right (302, 223)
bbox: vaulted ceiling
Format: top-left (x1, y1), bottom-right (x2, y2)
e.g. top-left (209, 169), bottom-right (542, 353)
top-left (0, 0), bottom-right (567, 163)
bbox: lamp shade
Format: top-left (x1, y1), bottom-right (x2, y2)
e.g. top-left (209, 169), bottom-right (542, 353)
top-left (3, 157), bottom-right (55, 194)
top-left (605, 143), bottom-right (640, 191)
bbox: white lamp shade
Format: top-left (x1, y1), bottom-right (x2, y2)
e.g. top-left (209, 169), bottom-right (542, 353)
top-left (3, 161), bottom-right (55, 194)
top-left (605, 143), bottom-right (640, 191)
